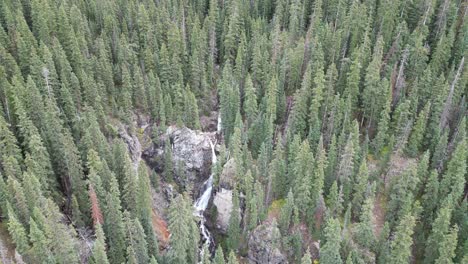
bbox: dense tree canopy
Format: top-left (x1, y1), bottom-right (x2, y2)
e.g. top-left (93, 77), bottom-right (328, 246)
top-left (0, 0), bottom-right (465, 263)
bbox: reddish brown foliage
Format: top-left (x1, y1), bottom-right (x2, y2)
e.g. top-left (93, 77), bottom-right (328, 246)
top-left (89, 185), bottom-right (103, 226)
top-left (151, 208), bottom-right (170, 249)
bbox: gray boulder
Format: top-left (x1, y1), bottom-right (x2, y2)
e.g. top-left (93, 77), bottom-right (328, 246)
top-left (248, 221), bottom-right (287, 264)
top-left (219, 158), bottom-right (236, 189)
top-left (212, 188), bottom-right (233, 233)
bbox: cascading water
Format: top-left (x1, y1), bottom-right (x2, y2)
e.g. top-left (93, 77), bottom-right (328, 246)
top-left (193, 138), bottom-right (217, 259)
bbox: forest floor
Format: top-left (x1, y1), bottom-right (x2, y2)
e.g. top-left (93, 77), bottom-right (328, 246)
top-left (152, 208), bottom-right (170, 249)
top-left (0, 222), bottom-right (15, 260)
top-left (373, 193), bottom-right (386, 237)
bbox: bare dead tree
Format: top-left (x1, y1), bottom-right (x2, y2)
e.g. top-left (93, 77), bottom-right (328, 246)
top-left (392, 47), bottom-right (410, 107)
top-left (435, 0), bottom-right (451, 39)
top-left (439, 57), bottom-right (465, 130)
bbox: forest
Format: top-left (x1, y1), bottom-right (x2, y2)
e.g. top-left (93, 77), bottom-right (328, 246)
top-left (0, 0), bottom-right (466, 263)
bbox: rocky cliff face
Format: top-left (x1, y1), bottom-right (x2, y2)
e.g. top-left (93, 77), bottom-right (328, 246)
top-left (248, 221), bottom-right (287, 264)
top-left (143, 126), bottom-right (218, 197)
top-left (212, 188), bottom-right (233, 233)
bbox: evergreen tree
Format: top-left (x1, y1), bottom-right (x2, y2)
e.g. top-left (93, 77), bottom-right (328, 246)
top-left (372, 96), bottom-right (391, 156)
top-left (125, 213), bottom-right (149, 264)
top-left (227, 189), bottom-right (241, 252)
top-left (301, 250), bottom-right (312, 264)
top-left (228, 250), bottom-right (239, 264)
top-left (279, 190), bottom-right (294, 233)
top-left (29, 218), bottom-right (54, 263)
top-left (337, 135), bottom-right (354, 201)
top-left (352, 159), bottom-right (369, 217)
top-left (362, 36), bottom-right (385, 127)
top-left (435, 225), bottom-right (458, 264)
top-left (406, 102), bottom-right (430, 157)
top-left (438, 138), bottom-right (466, 203)
top-left (293, 140), bottom-right (313, 215)
top-left (90, 223), bottom-right (110, 264)
top-left (389, 214), bottom-right (417, 264)
top-left (243, 74), bottom-right (258, 127)
top-left (320, 218), bottom-right (342, 264)
top-left (424, 198), bottom-right (454, 263)
top-left (213, 246), bottom-right (225, 264)
top-left (355, 197), bottom-right (375, 249)
top-left (103, 176), bottom-right (127, 264)
top-left (136, 162), bottom-right (159, 258)
top-left (168, 194), bottom-right (198, 263)
top-left (7, 207), bottom-right (28, 254)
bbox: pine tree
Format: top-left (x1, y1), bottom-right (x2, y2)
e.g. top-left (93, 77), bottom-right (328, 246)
top-left (136, 162), bottom-right (159, 258)
top-left (362, 36), bottom-right (385, 127)
top-left (327, 181), bottom-right (343, 217)
top-left (270, 139), bottom-right (286, 198)
top-left (431, 129), bottom-right (448, 170)
top-left (320, 217), bottom-right (342, 264)
top-left (352, 159), bottom-right (369, 217)
top-left (125, 213), bottom-right (149, 264)
top-left (372, 96), bottom-right (391, 156)
top-left (227, 189), bottom-right (241, 252)
top-left (290, 62), bottom-right (312, 137)
top-left (386, 165), bottom-right (418, 225)
top-left (415, 151), bottom-right (430, 195)
top-left (406, 102), bottom-right (430, 157)
top-left (308, 59), bottom-right (325, 146)
top-left (389, 214), bottom-right (416, 264)
top-left (29, 218), bottom-right (54, 263)
top-left (200, 244), bottom-right (211, 264)
top-left (228, 250), bottom-right (239, 264)
top-left (421, 169), bottom-right (439, 225)
top-left (168, 194), bottom-right (197, 263)
top-left (243, 74), bottom-right (258, 128)
top-left (184, 89), bottom-right (201, 130)
top-left (301, 250), bottom-right (312, 264)
top-left (345, 51), bottom-right (362, 112)
top-left (213, 246), bottom-right (225, 264)
top-left (293, 140), bottom-right (313, 215)
top-left (36, 199), bottom-right (80, 263)
top-left (336, 135), bottom-right (354, 200)
top-left (438, 138), bottom-right (466, 203)
top-left (355, 197), bottom-right (375, 249)
top-left (103, 176), bottom-right (127, 264)
top-left (90, 223), bottom-right (110, 264)
top-left (435, 225), bottom-right (458, 264)
top-left (279, 190), bottom-right (294, 233)
top-left (424, 198), bottom-right (454, 263)
top-left (7, 208), bottom-right (28, 254)
top-left (7, 177), bottom-right (30, 225)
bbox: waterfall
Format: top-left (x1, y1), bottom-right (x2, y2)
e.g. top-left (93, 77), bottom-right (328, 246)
top-left (217, 113), bottom-right (222, 134)
top-left (193, 138), bottom-right (217, 259)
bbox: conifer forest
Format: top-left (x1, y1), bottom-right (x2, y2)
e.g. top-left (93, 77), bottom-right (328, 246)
top-left (0, 0), bottom-right (467, 263)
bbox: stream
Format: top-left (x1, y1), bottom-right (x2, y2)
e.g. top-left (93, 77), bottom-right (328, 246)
top-left (193, 138), bottom-right (217, 259)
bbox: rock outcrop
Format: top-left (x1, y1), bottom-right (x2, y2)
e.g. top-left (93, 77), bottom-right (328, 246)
top-left (218, 158), bottom-right (236, 189)
top-left (144, 126), bottom-right (217, 196)
top-left (248, 221), bottom-right (287, 264)
top-left (212, 188), bottom-right (233, 233)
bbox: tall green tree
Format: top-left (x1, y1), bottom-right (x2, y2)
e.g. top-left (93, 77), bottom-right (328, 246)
top-left (389, 213), bottom-right (416, 264)
top-left (90, 223), bottom-right (110, 264)
top-left (320, 217), bottom-right (342, 264)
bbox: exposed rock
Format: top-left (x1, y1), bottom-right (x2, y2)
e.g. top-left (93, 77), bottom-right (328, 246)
top-left (248, 221), bottom-right (287, 264)
top-left (144, 126), bottom-right (217, 196)
top-left (117, 124), bottom-right (143, 172)
top-left (219, 158), bottom-right (236, 189)
top-left (212, 188), bottom-right (233, 233)
top-left (200, 110), bottom-right (219, 132)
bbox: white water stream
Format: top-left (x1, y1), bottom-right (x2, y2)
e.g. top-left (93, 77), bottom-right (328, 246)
top-left (193, 137), bottom-right (217, 259)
